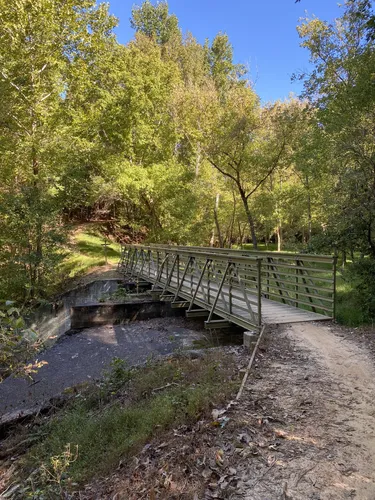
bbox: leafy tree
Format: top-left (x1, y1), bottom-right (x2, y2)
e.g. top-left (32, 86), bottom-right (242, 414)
top-left (209, 33), bottom-right (246, 92)
top-left (298, 0), bottom-right (375, 257)
top-left (130, 0), bottom-right (181, 45)
top-left (206, 88), bottom-right (299, 248)
top-left (0, 0), bottom-right (118, 300)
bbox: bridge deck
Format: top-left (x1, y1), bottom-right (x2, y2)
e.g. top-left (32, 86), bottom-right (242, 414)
top-left (155, 273), bottom-right (330, 325)
top-left (121, 245), bottom-right (335, 331)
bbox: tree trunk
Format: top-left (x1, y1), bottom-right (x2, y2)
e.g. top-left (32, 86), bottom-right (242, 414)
top-left (239, 190), bottom-right (257, 249)
top-left (210, 228), bottom-right (215, 247)
top-left (276, 222), bottom-right (282, 252)
top-left (238, 221), bottom-right (244, 248)
top-left (195, 144), bottom-right (201, 177)
top-left (228, 191), bottom-right (236, 248)
top-left (214, 193), bottom-right (224, 248)
top-left (342, 251), bottom-right (347, 269)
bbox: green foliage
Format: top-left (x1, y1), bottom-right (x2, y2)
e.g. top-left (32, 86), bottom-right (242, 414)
top-left (0, 0), bottom-right (119, 301)
top-left (130, 0), bottom-right (181, 45)
top-left (297, 0), bottom-right (375, 258)
top-left (103, 357), bottom-right (133, 392)
top-left (0, 302), bottom-right (45, 382)
top-left (344, 259), bottom-right (375, 322)
top-left (2, 0), bottom-right (375, 326)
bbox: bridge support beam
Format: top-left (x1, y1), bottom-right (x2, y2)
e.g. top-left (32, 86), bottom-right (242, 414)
top-left (204, 319), bottom-right (232, 329)
top-left (186, 308), bottom-right (209, 318)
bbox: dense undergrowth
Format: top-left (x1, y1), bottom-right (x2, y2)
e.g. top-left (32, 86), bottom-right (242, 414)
top-left (5, 351), bottom-right (239, 499)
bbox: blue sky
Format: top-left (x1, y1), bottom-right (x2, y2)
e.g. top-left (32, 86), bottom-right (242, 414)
top-left (107, 0), bottom-right (344, 102)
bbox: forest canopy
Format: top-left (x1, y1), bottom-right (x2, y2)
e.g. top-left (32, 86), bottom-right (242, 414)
top-left (1, 0), bottom-right (375, 308)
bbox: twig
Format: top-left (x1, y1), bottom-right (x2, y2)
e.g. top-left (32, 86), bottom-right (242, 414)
top-left (252, 460), bottom-right (276, 487)
top-left (152, 382), bottom-right (179, 393)
top-left (295, 462), bottom-right (317, 486)
top-left (236, 325), bottom-right (266, 401)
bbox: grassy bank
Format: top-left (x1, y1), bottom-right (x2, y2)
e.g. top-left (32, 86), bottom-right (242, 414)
top-left (59, 227), bottom-right (121, 281)
top-left (9, 351), bottom-right (240, 498)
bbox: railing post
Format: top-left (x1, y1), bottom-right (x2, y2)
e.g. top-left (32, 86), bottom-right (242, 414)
top-left (207, 262), bottom-right (231, 323)
top-left (229, 268), bottom-right (233, 314)
top-left (162, 254), bottom-right (178, 294)
top-left (188, 258), bottom-right (211, 311)
top-left (173, 256), bottom-right (193, 300)
top-left (333, 253), bottom-right (338, 319)
top-left (165, 251), bottom-right (169, 284)
top-left (207, 263), bottom-right (211, 304)
top-left (257, 258), bottom-right (262, 328)
top-left (177, 254), bottom-right (180, 286)
top-left (295, 258), bottom-right (299, 308)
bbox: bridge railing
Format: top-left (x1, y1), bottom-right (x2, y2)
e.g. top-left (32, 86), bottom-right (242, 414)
top-left (120, 244), bottom-right (263, 330)
top-left (119, 244), bottom-right (336, 320)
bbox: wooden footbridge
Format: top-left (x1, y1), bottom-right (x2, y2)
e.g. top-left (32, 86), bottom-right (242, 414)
top-left (119, 245), bottom-right (337, 331)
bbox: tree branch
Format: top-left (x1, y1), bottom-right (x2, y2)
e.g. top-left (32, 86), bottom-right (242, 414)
top-left (208, 158), bottom-right (239, 185)
top-left (245, 140), bottom-right (286, 199)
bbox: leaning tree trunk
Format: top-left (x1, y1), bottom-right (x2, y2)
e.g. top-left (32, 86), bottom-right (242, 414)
top-left (239, 190), bottom-right (257, 249)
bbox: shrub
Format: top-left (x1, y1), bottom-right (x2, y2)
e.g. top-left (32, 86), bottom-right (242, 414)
top-left (345, 258), bottom-right (375, 322)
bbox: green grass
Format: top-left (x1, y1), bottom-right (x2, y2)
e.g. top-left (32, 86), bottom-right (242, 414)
top-left (234, 243), bottom-right (279, 252)
top-left (17, 352), bottom-right (239, 496)
top-left (59, 228), bottom-right (121, 280)
top-left (335, 270), bottom-right (369, 326)
top-left (233, 243), bottom-right (304, 252)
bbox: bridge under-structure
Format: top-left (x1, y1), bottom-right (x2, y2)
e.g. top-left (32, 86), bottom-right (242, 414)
top-left (118, 245), bottom-right (337, 331)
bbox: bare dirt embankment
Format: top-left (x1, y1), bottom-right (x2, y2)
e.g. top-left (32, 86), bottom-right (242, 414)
top-left (78, 322), bottom-right (375, 499)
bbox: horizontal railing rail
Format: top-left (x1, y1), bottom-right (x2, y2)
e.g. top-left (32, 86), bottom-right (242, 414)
top-left (118, 244), bottom-right (337, 328)
top-left (119, 244), bottom-right (263, 330)
top-left (130, 244), bottom-right (336, 317)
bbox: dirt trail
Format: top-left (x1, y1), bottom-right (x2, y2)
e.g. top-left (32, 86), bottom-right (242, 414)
top-left (77, 322), bottom-right (375, 500)
top-left (284, 322), bottom-right (375, 499)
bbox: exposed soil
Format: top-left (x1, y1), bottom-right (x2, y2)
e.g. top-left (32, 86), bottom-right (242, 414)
top-left (76, 321), bottom-right (375, 499)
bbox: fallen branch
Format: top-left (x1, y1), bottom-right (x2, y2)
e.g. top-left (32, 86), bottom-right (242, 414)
top-left (236, 325), bottom-right (266, 401)
top-left (152, 382), bottom-right (179, 393)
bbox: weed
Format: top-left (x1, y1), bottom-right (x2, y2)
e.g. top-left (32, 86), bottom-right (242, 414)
top-left (17, 352), bottom-right (239, 494)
